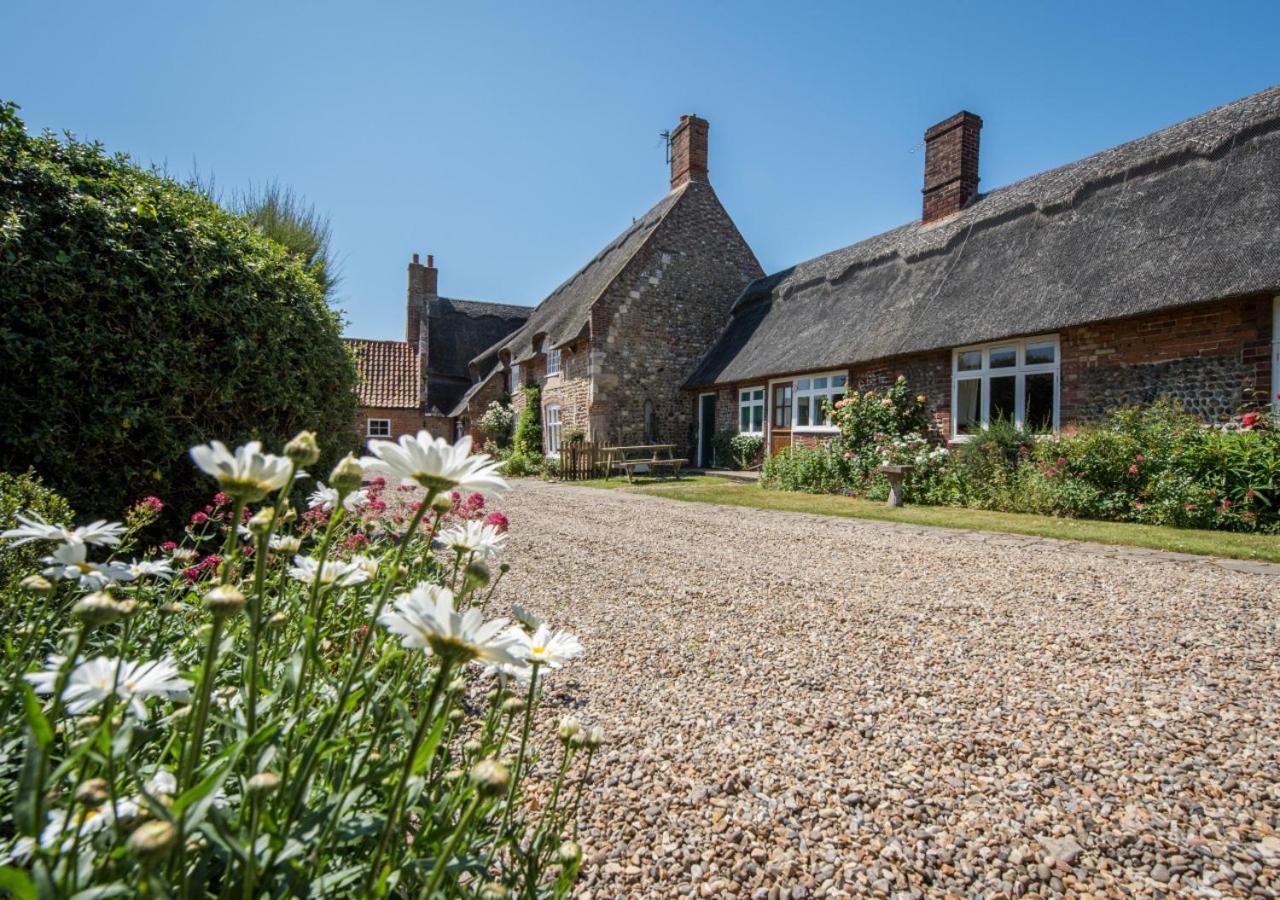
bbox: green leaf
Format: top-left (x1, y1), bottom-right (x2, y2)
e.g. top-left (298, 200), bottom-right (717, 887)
top-left (20, 682), bottom-right (52, 749)
top-left (0, 866), bottom-right (37, 900)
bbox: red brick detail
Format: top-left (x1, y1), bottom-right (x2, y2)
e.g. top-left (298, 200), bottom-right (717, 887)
top-left (851, 352), bottom-right (953, 438)
top-left (922, 111), bottom-right (982, 224)
top-left (355, 406), bottom-right (423, 441)
top-left (670, 115), bottom-right (709, 189)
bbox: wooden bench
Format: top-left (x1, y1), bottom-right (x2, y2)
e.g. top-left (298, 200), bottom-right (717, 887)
top-left (605, 444), bottom-right (688, 483)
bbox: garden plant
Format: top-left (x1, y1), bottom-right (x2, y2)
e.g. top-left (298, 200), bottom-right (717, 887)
top-left (0, 430), bottom-right (596, 897)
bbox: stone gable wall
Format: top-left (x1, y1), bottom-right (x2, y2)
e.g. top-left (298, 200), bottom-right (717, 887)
top-left (587, 182), bottom-right (762, 454)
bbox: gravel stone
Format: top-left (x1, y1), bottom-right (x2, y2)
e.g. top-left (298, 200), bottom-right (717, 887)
top-left (496, 481), bottom-right (1280, 898)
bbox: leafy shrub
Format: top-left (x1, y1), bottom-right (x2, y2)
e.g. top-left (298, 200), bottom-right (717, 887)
top-left (0, 431), bottom-right (595, 896)
top-left (538, 456), bottom-right (561, 479)
top-left (512, 386), bottom-right (543, 457)
top-left (709, 431), bottom-right (764, 470)
top-left (478, 399), bottom-right (516, 448)
top-left (762, 442), bottom-right (849, 494)
top-left (0, 469), bottom-right (74, 589)
top-left (831, 376), bottom-right (933, 491)
top-left (500, 451), bottom-right (542, 478)
top-left (0, 101), bottom-right (359, 520)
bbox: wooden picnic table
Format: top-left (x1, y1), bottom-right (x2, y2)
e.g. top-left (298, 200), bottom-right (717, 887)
top-left (604, 444), bottom-right (688, 483)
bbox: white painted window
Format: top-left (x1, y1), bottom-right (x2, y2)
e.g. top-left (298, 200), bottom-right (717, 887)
top-left (510, 363), bottom-right (521, 391)
top-left (546, 347), bottom-right (561, 377)
top-left (951, 335), bottom-right (1059, 438)
top-left (738, 387), bottom-right (765, 434)
top-left (793, 372), bottom-right (847, 431)
top-left (367, 418), bottom-right (391, 438)
top-left (544, 404), bottom-right (562, 456)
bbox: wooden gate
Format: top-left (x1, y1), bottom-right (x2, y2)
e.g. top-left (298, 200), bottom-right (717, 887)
top-left (558, 441), bottom-right (609, 480)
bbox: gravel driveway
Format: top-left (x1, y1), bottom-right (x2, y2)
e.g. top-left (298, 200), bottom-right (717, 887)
top-left (495, 480), bottom-right (1280, 899)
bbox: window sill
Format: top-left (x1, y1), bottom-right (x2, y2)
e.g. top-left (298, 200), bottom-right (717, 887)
top-left (791, 427), bottom-right (839, 435)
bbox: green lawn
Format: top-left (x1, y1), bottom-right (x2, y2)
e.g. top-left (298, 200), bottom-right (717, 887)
top-left (608, 481), bottom-right (1280, 563)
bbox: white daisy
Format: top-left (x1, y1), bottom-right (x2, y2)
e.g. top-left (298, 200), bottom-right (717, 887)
top-left (269, 534), bottom-right (302, 554)
top-left (169, 546), bottom-right (198, 563)
top-left (287, 555), bottom-right (370, 589)
top-left (439, 520), bottom-right (506, 560)
top-left (128, 558), bottom-right (175, 580)
top-left (349, 554), bottom-right (380, 579)
top-left (507, 623), bottom-right (584, 670)
top-left (378, 583), bottom-right (522, 666)
top-left (2, 511), bottom-right (125, 549)
top-left (27, 655), bottom-right (192, 720)
top-left (511, 604), bottom-right (543, 632)
top-left (360, 433), bottom-right (507, 497)
top-left (307, 481), bottom-right (370, 513)
top-left (41, 543), bottom-right (135, 590)
top-left (189, 440), bottom-right (292, 502)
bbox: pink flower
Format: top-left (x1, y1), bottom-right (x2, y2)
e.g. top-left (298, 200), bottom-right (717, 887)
top-left (183, 566), bottom-right (201, 582)
top-left (1221, 499), bottom-right (1232, 508)
top-left (1246, 489), bottom-right (1258, 500)
top-left (342, 532), bottom-right (370, 551)
top-left (1128, 465), bottom-right (1139, 474)
top-left (368, 476), bottom-right (387, 490)
top-left (1185, 502), bottom-right (1197, 511)
top-left (213, 492), bottom-right (231, 508)
top-left (137, 495), bottom-right (164, 512)
top-left (161, 541), bottom-right (177, 552)
top-left (1135, 454), bottom-right (1145, 462)
top-left (1056, 456), bottom-right (1067, 466)
top-left (1135, 502), bottom-right (1145, 510)
top-left (483, 511), bottom-right (510, 532)
top-left (843, 451), bottom-right (854, 459)
top-left (190, 511), bottom-right (208, 525)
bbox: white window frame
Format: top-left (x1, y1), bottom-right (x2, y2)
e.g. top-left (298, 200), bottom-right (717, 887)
top-left (791, 371), bottom-right (848, 433)
top-left (367, 418), bottom-right (391, 438)
top-left (950, 334), bottom-right (1060, 440)
top-left (545, 347), bottom-right (561, 377)
top-left (510, 362), bottom-right (521, 391)
top-left (543, 403), bottom-right (562, 457)
top-left (738, 386), bottom-right (765, 434)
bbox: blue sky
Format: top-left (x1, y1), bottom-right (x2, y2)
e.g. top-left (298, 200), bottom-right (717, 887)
top-left (5, 1), bottom-right (1278, 340)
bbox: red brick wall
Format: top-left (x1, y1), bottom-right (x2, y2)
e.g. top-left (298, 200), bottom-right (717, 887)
top-left (850, 353), bottom-right (952, 437)
top-left (355, 407), bottom-right (423, 442)
top-left (922, 112), bottom-right (982, 224)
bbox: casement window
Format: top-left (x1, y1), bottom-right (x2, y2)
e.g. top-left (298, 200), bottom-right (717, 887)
top-left (772, 383), bottom-right (793, 429)
top-left (367, 418), bottom-right (391, 438)
top-left (951, 336), bottom-right (1059, 437)
top-left (546, 348), bottom-right (561, 377)
top-left (510, 363), bottom-right (521, 391)
top-left (738, 387), bottom-right (765, 434)
top-left (793, 373), bottom-right (847, 431)
top-left (544, 404), bottom-right (562, 456)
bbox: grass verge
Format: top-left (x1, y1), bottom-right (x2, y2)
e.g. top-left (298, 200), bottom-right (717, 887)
top-left (617, 482), bottom-right (1280, 563)
top-left (554, 474), bottom-right (733, 490)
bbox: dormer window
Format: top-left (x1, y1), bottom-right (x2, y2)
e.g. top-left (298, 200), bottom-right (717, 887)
top-left (546, 347), bottom-right (561, 377)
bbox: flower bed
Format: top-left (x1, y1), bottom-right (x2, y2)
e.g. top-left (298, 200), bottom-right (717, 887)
top-left (762, 377), bottom-right (1278, 533)
top-left (0, 431), bottom-right (594, 896)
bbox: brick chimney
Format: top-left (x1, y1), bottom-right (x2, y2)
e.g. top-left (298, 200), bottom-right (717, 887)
top-left (922, 111), bottom-right (982, 224)
top-left (406, 252), bottom-right (438, 347)
top-left (669, 114), bottom-right (709, 190)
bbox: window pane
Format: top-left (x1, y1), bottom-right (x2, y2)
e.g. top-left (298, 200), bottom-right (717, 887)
top-left (752, 405), bottom-right (763, 432)
top-left (740, 406), bottom-right (750, 431)
top-left (797, 396), bottom-right (811, 427)
top-left (796, 379), bottom-right (811, 391)
top-left (1025, 343), bottom-right (1056, 365)
top-left (956, 380), bottom-right (981, 434)
top-left (989, 347), bottom-right (1017, 369)
top-left (990, 375), bottom-right (1016, 423)
top-left (813, 377), bottom-right (828, 390)
top-left (1025, 373), bottom-right (1055, 433)
top-left (832, 375), bottom-right (847, 388)
top-left (753, 389), bottom-right (764, 401)
top-left (957, 350), bottom-right (982, 371)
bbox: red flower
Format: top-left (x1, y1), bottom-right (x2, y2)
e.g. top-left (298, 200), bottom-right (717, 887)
top-left (1221, 499), bottom-right (1232, 508)
top-left (1128, 465), bottom-right (1139, 474)
top-left (213, 492), bottom-right (231, 508)
top-left (190, 511), bottom-right (208, 525)
top-left (1185, 502), bottom-right (1197, 511)
top-left (1135, 454), bottom-right (1145, 462)
top-left (1056, 456), bottom-right (1067, 466)
top-left (1241, 413), bottom-right (1260, 428)
top-left (1246, 489), bottom-right (1258, 500)
top-left (483, 511), bottom-right (510, 532)
top-left (161, 541), bottom-right (177, 552)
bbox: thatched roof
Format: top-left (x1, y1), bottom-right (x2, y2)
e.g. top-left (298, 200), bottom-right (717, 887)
top-left (689, 85), bottom-right (1280, 387)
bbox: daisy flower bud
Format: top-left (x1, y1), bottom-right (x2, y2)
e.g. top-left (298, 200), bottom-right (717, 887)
top-left (21, 574), bottom-right (54, 594)
top-left (248, 507), bottom-right (275, 535)
top-left (329, 454), bottom-right (364, 497)
top-left (430, 493), bottom-right (454, 516)
top-left (204, 584), bottom-right (246, 617)
top-left (471, 758), bottom-right (509, 797)
top-left (247, 772), bottom-right (280, 796)
top-left (116, 599), bottom-right (139, 617)
top-left (480, 882), bottom-right (509, 900)
top-left (557, 716), bottom-right (581, 744)
top-left (501, 697), bottom-right (525, 715)
top-left (464, 739), bottom-right (483, 754)
top-left (558, 840), bottom-right (583, 866)
top-left (269, 611), bottom-right (289, 627)
top-left (73, 592), bottom-right (124, 626)
top-left (448, 677), bottom-right (467, 695)
top-left (449, 709), bottom-right (465, 725)
top-left (463, 559), bottom-right (491, 591)
top-left (75, 778), bottom-right (110, 806)
top-left (584, 726), bottom-right (605, 749)
top-left (444, 768), bottom-right (464, 784)
top-left (284, 430), bottom-right (321, 466)
top-left (128, 820), bottom-right (178, 863)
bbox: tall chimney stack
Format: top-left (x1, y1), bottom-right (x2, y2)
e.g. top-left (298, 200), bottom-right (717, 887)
top-left (669, 114), bottom-right (709, 190)
top-left (921, 111), bottom-right (982, 224)
top-left (406, 253), bottom-right (439, 346)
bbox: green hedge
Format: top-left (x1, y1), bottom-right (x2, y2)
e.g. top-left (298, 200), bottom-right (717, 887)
top-left (0, 101), bottom-right (359, 518)
top-left (0, 468), bottom-right (73, 589)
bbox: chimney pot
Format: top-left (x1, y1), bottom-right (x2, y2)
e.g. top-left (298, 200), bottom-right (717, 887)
top-left (427, 254), bottom-right (434, 268)
top-left (921, 111), bottom-right (982, 224)
top-left (412, 253), bottom-right (420, 265)
top-left (669, 114), bottom-right (709, 190)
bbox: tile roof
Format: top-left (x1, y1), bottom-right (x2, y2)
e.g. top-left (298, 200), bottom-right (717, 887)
top-left (343, 338), bottom-right (421, 409)
top-left (690, 85), bottom-right (1280, 386)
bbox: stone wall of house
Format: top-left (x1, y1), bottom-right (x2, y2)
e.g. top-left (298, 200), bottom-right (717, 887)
top-left (355, 406), bottom-right (424, 442)
top-left (587, 181), bottom-right (763, 454)
top-left (851, 353), bottom-right (953, 437)
top-left (422, 415), bottom-right (451, 441)
top-left (539, 339), bottom-right (592, 450)
top-left (1060, 295), bottom-right (1273, 424)
top-left (460, 374), bottom-right (509, 446)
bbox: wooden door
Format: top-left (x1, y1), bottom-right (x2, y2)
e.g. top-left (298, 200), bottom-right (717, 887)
top-left (770, 382), bottom-right (793, 455)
